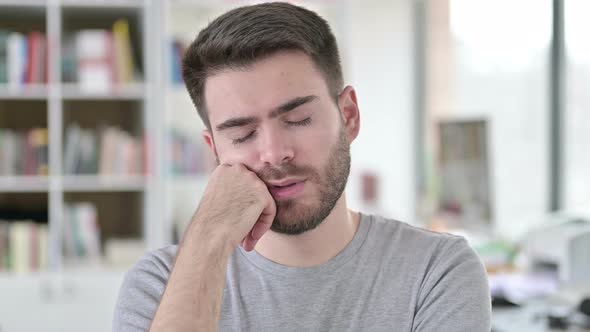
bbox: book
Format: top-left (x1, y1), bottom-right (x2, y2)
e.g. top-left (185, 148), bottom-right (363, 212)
top-left (0, 221), bottom-right (9, 271)
top-left (25, 31), bottom-right (47, 84)
top-left (29, 221), bottom-right (38, 270)
top-left (30, 128), bottom-right (49, 175)
top-left (168, 128), bottom-right (214, 175)
top-left (65, 20), bottom-right (140, 89)
top-left (0, 128), bottom-right (48, 176)
top-left (98, 126), bottom-right (117, 175)
top-left (9, 221), bottom-right (32, 273)
top-left (0, 129), bottom-right (16, 175)
top-left (75, 30), bottom-right (113, 91)
top-left (79, 128), bottom-right (98, 174)
top-left (0, 220), bottom-right (49, 273)
top-left (7, 32), bottom-right (27, 87)
top-left (64, 124), bottom-right (144, 176)
top-left (0, 30), bottom-right (8, 83)
top-left (37, 224), bottom-right (48, 270)
top-left (76, 203), bottom-right (101, 258)
top-left (23, 129), bottom-right (35, 175)
top-left (170, 39), bottom-right (186, 85)
top-left (112, 19), bottom-right (136, 84)
top-left (63, 203), bottom-right (101, 262)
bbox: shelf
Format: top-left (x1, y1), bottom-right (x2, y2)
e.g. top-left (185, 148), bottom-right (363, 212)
top-left (62, 175), bottom-right (146, 192)
top-left (0, 271), bottom-right (52, 278)
top-left (0, 84), bottom-right (146, 100)
top-left (0, 175), bottom-right (148, 192)
top-left (0, 176), bottom-right (49, 192)
top-left (168, 174), bottom-right (209, 186)
top-left (61, 260), bottom-right (127, 274)
top-left (59, 0), bottom-right (144, 9)
top-left (0, 84), bottom-right (48, 100)
top-left (0, 0), bottom-right (46, 9)
top-left (61, 83), bottom-right (145, 100)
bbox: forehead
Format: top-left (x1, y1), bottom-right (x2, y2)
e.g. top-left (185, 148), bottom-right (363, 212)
top-left (204, 51), bottom-right (331, 122)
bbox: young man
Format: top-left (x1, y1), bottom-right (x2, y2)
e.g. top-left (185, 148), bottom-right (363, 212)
top-left (113, 2), bottom-right (491, 331)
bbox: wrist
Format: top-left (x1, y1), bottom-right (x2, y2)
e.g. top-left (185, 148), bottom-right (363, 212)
top-left (185, 215), bottom-right (236, 256)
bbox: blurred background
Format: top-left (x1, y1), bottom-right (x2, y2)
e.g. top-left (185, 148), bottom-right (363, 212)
top-left (0, 0), bottom-right (588, 331)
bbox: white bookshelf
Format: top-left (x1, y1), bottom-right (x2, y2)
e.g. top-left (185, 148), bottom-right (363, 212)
top-left (61, 175), bottom-right (147, 192)
top-left (0, 84), bottom-right (48, 99)
top-left (0, 3), bottom-right (160, 330)
top-left (60, 82), bottom-right (146, 100)
top-left (0, 0), bottom-right (159, 278)
top-left (0, 176), bottom-right (50, 192)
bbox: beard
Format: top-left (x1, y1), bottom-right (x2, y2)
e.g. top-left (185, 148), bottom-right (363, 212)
top-left (256, 128), bottom-right (351, 235)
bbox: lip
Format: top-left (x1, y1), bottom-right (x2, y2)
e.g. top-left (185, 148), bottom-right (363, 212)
top-left (266, 178), bottom-right (306, 187)
top-left (267, 180), bottom-right (306, 200)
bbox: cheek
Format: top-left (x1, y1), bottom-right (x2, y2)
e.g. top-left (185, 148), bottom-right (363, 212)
top-left (296, 128), bottom-right (336, 164)
top-left (215, 143), bottom-right (256, 165)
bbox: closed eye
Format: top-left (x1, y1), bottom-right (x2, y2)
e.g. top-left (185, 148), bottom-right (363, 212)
top-left (285, 117), bottom-right (312, 126)
top-left (232, 130), bottom-right (257, 145)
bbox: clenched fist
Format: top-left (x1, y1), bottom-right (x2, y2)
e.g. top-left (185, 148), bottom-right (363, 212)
top-left (189, 163), bottom-right (276, 252)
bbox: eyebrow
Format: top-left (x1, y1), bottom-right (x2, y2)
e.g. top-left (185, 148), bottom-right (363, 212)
top-left (215, 116), bottom-right (258, 131)
top-left (269, 95), bottom-right (318, 118)
top-left (215, 95), bottom-right (318, 131)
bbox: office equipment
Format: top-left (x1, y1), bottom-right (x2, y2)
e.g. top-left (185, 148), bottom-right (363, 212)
top-left (493, 284), bottom-right (590, 331)
top-left (522, 212), bottom-right (590, 284)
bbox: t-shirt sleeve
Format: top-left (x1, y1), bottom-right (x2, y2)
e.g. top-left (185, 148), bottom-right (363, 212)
top-left (412, 236), bottom-right (491, 332)
top-left (112, 252), bottom-right (171, 332)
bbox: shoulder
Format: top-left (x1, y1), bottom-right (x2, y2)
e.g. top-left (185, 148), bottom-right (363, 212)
top-left (363, 213), bottom-right (470, 259)
top-left (134, 244), bottom-right (178, 275)
top-left (366, 213), bottom-right (485, 280)
top-left (122, 244), bottom-right (179, 286)
top-left (364, 214), bottom-right (490, 301)
top-left (363, 214), bottom-right (491, 330)
top-left (113, 245), bottom-right (179, 331)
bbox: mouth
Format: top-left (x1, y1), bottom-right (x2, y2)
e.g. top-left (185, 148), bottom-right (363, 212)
top-left (267, 179), bottom-right (306, 200)
top-left (266, 177), bottom-right (305, 187)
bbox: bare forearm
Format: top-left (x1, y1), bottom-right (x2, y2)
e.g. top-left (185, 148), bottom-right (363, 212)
top-left (149, 163), bottom-right (275, 330)
top-left (150, 223), bottom-right (233, 332)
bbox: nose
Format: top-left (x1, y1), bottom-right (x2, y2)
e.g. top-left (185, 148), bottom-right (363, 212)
top-left (258, 127), bottom-right (294, 166)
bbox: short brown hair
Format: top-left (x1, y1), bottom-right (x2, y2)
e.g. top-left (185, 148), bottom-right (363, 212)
top-left (182, 2), bottom-right (344, 130)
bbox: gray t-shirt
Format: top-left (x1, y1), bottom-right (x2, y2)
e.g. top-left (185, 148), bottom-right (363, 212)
top-left (113, 213), bottom-right (491, 331)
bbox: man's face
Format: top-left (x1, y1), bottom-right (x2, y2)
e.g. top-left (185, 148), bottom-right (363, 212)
top-left (203, 51), bottom-right (359, 235)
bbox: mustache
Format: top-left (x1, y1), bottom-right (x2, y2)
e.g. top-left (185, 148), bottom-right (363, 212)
top-left (257, 163), bottom-right (318, 182)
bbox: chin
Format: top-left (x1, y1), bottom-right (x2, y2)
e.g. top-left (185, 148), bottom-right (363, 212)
top-left (270, 200), bottom-right (331, 235)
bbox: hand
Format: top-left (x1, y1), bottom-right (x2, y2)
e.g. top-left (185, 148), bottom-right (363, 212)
top-left (190, 163), bottom-right (276, 252)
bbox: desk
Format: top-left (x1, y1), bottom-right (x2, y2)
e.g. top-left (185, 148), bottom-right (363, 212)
top-left (493, 303), bottom-right (589, 332)
top-left (492, 284), bottom-right (590, 332)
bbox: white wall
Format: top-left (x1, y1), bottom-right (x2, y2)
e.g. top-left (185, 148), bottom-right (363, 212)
top-left (448, 1), bottom-right (551, 238)
top-left (343, 0), bottom-right (416, 223)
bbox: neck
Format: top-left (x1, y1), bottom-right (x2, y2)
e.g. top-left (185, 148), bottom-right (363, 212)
top-left (254, 195), bottom-right (360, 267)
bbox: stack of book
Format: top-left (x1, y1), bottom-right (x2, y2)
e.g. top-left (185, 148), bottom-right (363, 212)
top-left (64, 123), bottom-right (144, 175)
top-left (62, 19), bottom-right (140, 91)
top-left (0, 31), bottom-right (47, 86)
top-left (0, 220), bottom-right (48, 273)
top-left (169, 129), bottom-right (214, 175)
top-left (0, 128), bottom-right (48, 176)
top-left (62, 202), bottom-right (101, 262)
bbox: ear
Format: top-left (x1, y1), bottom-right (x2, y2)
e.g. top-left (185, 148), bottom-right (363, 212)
top-left (203, 128), bottom-right (219, 160)
top-left (337, 85), bottom-right (360, 143)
